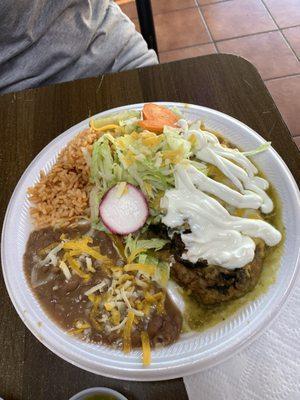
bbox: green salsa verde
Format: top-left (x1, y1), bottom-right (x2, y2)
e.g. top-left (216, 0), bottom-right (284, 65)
top-left (182, 183), bottom-right (285, 332)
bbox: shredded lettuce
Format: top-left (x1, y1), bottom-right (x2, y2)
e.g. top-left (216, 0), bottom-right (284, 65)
top-left (124, 235), bottom-right (138, 258)
top-left (137, 254), bottom-right (170, 287)
top-left (138, 253), bottom-right (148, 265)
top-left (243, 142), bottom-right (271, 157)
top-left (91, 135), bottom-right (115, 189)
top-left (90, 118), bottom-right (196, 226)
top-left (124, 235), bottom-right (170, 287)
top-left (91, 110), bottom-right (141, 129)
top-left (119, 116), bottom-right (139, 127)
top-left (124, 235), bottom-right (169, 259)
top-left (135, 238), bottom-right (169, 251)
top-left (163, 126), bottom-right (191, 158)
top-left (154, 260), bottom-right (170, 287)
top-left (89, 186), bottom-right (101, 223)
top-left (92, 220), bottom-right (110, 233)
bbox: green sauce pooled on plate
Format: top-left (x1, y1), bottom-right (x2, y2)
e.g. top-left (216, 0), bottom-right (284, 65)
top-left (182, 184), bottom-right (285, 332)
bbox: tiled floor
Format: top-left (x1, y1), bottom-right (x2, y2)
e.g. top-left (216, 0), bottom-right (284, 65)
top-left (118, 0), bottom-right (300, 149)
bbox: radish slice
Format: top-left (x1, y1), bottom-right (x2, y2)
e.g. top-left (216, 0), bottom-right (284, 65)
top-left (99, 183), bottom-right (149, 235)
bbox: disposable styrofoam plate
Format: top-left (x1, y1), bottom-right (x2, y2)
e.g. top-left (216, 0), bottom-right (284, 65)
top-left (2, 103), bottom-right (300, 380)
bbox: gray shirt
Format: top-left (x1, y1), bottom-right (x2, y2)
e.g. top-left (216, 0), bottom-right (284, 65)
top-left (0, 0), bottom-right (158, 93)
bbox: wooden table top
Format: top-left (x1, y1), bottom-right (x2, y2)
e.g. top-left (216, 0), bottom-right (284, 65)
top-left (0, 54), bottom-right (299, 400)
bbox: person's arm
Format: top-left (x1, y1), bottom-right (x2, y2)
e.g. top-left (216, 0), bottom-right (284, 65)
top-left (106, 1), bottom-right (158, 72)
top-left (0, 0), bottom-right (158, 94)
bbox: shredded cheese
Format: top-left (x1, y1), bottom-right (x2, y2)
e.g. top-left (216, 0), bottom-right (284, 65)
top-left (141, 134), bottom-right (163, 148)
top-left (115, 137), bottom-right (126, 150)
top-left (69, 321), bottom-right (91, 335)
top-left (63, 240), bottom-right (111, 265)
top-left (135, 300), bottom-right (143, 311)
top-left (142, 301), bottom-right (151, 316)
top-left (84, 281), bottom-right (107, 296)
top-left (124, 263), bottom-right (156, 276)
top-left (146, 292), bottom-right (165, 314)
top-left (162, 145), bottom-right (184, 164)
top-left (69, 328), bottom-right (87, 335)
top-left (127, 248), bottom-right (147, 264)
top-left (90, 295), bottom-right (102, 331)
top-left (123, 310), bottom-right (135, 353)
top-left (131, 308), bottom-right (144, 317)
top-left (75, 320), bottom-right (91, 329)
top-left (130, 131), bottom-right (139, 140)
top-left (39, 242), bottom-right (59, 256)
top-left (58, 260), bottom-right (72, 280)
top-left (121, 288), bottom-right (132, 309)
top-left (104, 302), bottom-right (114, 311)
top-left (50, 231), bottom-right (167, 365)
top-left (87, 294), bottom-right (98, 303)
top-left (141, 331), bottom-right (151, 366)
top-left (98, 314), bottom-right (109, 323)
top-left (85, 257), bottom-right (96, 272)
top-left (108, 316), bottom-right (128, 332)
top-left (113, 270), bottom-right (122, 279)
top-left (122, 280), bottom-right (132, 290)
top-left (40, 243), bottom-right (63, 266)
top-left (122, 150), bottom-right (136, 167)
top-left (117, 274), bottom-right (134, 285)
top-left (111, 308), bottom-right (121, 326)
top-left (90, 119), bottom-right (120, 132)
top-left (135, 277), bottom-right (148, 289)
top-left (111, 266), bottom-right (123, 272)
top-left (67, 255), bottom-right (91, 281)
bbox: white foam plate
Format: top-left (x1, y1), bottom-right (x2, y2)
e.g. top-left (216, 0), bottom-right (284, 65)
top-left (2, 103), bottom-right (300, 381)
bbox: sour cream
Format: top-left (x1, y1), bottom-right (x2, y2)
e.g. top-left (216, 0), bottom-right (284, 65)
top-left (161, 121), bottom-right (282, 269)
top-left (178, 119), bottom-right (274, 213)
